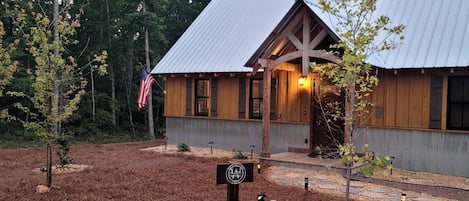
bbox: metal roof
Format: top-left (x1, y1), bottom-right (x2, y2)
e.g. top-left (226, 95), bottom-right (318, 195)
top-left (307, 0), bottom-right (469, 69)
top-left (151, 0), bottom-right (295, 74)
top-left (153, 0), bottom-right (469, 74)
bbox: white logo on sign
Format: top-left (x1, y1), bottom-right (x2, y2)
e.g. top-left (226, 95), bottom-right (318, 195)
top-left (225, 163), bottom-right (246, 185)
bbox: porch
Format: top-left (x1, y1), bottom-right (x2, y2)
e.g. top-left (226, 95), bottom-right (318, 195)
top-left (260, 152), bottom-right (367, 176)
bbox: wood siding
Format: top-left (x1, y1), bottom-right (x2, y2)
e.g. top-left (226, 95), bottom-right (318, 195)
top-left (163, 68), bottom-right (469, 130)
top-left (163, 72), bottom-right (315, 123)
top-left (369, 69), bottom-right (431, 129)
top-left (164, 77), bottom-right (187, 116)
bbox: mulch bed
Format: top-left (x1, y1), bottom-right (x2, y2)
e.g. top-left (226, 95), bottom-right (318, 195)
top-left (0, 141), bottom-right (347, 201)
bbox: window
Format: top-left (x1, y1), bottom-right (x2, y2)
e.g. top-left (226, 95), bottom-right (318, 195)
top-left (249, 79), bottom-right (263, 119)
top-left (447, 76), bottom-right (469, 130)
top-left (195, 79), bottom-right (210, 116)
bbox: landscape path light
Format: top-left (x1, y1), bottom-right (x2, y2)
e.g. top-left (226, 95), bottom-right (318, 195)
top-left (250, 145), bottom-right (255, 159)
top-left (257, 192), bottom-right (266, 201)
top-left (401, 193), bottom-right (406, 201)
top-left (304, 177), bottom-right (309, 190)
top-left (208, 141), bottom-right (214, 154)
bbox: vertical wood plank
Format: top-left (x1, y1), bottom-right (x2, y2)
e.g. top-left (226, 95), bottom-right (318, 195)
top-left (384, 71), bottom-right (397, 127)
top-left (409, 71), bottom-right (423, 128)
top-left (396, 73), bottom-right (410, 127)
top-left (421, 73), bottom-right (431, 128)
top-left (371, 72), bottom-right (385, 126)
top-left (277, 71), bottom-right (287, 121)
top-left (441, 75), bottom-right (448, 129)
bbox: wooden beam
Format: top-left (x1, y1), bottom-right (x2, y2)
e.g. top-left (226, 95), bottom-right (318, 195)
top-left (261, 66), bottom-right (272, 158)
top-left (262, 8), bottom-right (307, 58)
top-left (287, 32), bottom-right (303, 50)
top-left (266, 50), bottom-right (342, 71)
top-left (302, 14), bottom-right (311, 76)
top-left (309, 29), bottom-right (328, 49)
top-left (274, 62), bottom-right (299, 72)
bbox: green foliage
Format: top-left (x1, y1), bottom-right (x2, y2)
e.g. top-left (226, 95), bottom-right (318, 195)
top-left (311, 0), bottom-right (405, 137)
top-left (177, 142), bottom-right (191, 152)
top-left (232, 149), bottom-right (248, 160)
top-left (0, 20), bottom-right (19, 123)
top-left (0, 0), bottom-right (208, 145)
top-left (56, 134), bottom-right (73, 167)
top-left (338, 143), bottom-right (392, 177)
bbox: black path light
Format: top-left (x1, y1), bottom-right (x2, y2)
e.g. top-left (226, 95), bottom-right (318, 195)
top-left (164, 137), bottom-right (168, 151)
top-left (390, 156), bottom-right (395, 175)
top-left (400, 193), bottom-right (407, 201)
top-left (249, 145), bottom-right (255, 159)
top-left (208, 141), bottom-right (214, 155)
top-left (304, 177), bottom-right (309, 190)
top-left (257, 192), bottom-right (266, 201)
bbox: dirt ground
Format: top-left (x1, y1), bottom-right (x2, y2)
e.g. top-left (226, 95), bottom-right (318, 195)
top-left (0, 141), bottom-right (347, 201)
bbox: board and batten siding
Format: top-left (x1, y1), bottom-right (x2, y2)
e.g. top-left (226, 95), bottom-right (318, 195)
top-left (367, 69), bottom-right (431, 129)
top-left (163, 72), bottom-right (315, 123)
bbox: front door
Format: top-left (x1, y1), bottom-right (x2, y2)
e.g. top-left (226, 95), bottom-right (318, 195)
top-left (310, 78), bottom-right (344, 151)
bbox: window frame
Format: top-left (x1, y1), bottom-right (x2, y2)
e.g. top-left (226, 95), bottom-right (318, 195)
top-left (249, 78), bottom-right (263, 119)
top-left (447, 76), bottom-right (469, 131)
top-left (195, 79), bottom-right (210, 116)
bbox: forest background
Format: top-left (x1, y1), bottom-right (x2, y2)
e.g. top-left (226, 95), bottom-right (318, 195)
top-left (0, 0), bottom-right (210, 148)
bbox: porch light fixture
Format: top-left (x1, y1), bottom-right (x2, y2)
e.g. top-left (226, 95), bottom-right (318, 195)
top-left (257, 163), bottom-right (261, 174)
top-left (299, 76), bottom-right (307, 86)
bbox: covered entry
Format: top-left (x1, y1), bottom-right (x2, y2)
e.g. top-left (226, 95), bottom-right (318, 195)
top-left (245, 2), bottom-right (344, 157)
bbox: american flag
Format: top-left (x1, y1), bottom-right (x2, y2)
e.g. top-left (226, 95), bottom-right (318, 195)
top-left (137, 69), bottom-right (155, 110)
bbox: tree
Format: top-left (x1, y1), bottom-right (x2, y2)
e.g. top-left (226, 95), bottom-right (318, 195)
top-left (12, 0), bottom-right (107, 187)
top-left (310, 0), bottom-right (404, 200)
top-left (311, 0), bottom-right (405, 143)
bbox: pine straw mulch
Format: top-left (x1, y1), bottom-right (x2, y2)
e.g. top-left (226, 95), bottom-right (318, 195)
top-left (0, 141), bottom-right (346, 201)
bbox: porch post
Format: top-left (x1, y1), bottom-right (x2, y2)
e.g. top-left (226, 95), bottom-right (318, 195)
top-left (261, 64), bottom-right (272, 158)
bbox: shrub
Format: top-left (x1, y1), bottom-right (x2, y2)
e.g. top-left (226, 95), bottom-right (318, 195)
top-left (177, 143), bottom-right (191, 152)
top-left (232, 149), bottom-right (248, 159)
top-left (56, 134), bottom-right (73, 167)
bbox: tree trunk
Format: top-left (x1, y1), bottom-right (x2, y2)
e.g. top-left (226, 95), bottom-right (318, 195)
top-left (126, 31), bottom-right (136, 135)
top-left (91, 60), bottom-right (96, 122)
top-left (143, 1), bottom-right (155, 140)
top-left (344, 82), bottom-right (355, 144)
top-left (106, 0), bottom-right (116, 126)
top-left (46, 143), bottom-right (52, 187)
top-left (47, 0), bottom-right (61, 188)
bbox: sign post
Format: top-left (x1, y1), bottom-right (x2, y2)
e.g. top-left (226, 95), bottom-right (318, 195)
top-left (216, 162), bottom-right (254, 201)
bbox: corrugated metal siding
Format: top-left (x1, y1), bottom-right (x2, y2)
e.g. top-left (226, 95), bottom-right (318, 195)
top-left (152, 0), bottom-right (295, 74)
top-left (307, 0), bottom-right (469, 69)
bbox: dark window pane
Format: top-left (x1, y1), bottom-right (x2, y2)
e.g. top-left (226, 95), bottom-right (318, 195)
top-left (249, 79), bottom-right (263, 119)
top-left (195, 79), bottom-right (210, 116)
top-left (252, 99), bottom-right (263, 118)
top-left (447, 76), bottom-right (469, 130)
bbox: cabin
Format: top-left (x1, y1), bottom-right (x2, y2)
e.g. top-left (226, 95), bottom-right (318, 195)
top-left (152, 0), bottom-right (469, 177)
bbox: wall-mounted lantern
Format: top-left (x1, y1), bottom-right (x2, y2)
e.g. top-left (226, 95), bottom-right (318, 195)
top-left (299, 76), bottom-right (307, 86)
